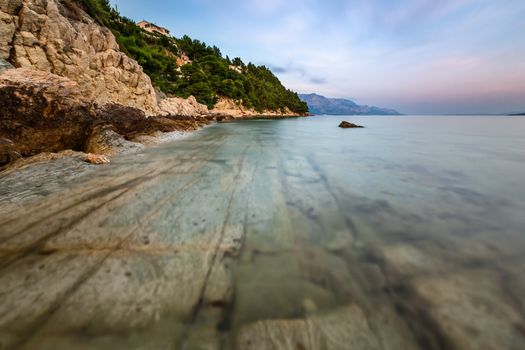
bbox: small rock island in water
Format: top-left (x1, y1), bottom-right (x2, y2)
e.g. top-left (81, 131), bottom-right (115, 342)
top-left (339, 121), bottom-right (365, 128)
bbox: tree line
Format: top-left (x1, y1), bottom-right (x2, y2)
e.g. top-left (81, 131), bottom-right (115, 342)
top-left (74, 0), bottom-right (308, 113)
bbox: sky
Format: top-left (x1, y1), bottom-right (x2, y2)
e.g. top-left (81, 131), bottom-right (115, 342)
top-left (110, 0), bottom-right (525, 114)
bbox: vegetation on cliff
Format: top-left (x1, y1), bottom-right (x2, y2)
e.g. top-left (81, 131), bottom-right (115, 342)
top-left (75, 0), bottom-right (308, 114)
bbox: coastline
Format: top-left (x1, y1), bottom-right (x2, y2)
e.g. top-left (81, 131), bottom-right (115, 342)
top-left (0, 113), bottom-right (306, 210)
top-left (0, 0), bottom-right (308, 172)
top-left (0, 67), bottom-right (307, 173)
top-left (0, 113), bottom-right (307, 176)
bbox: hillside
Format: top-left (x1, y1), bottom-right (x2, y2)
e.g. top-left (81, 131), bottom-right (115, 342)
top-left (299, 93), bottom-right (401, 115)
top-left (75, 0), bottom-right (308, 114)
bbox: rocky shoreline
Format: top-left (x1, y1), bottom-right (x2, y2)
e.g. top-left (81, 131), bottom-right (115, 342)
top-left (0, 67), bottom-right (306, 172)
top-left (0, 68), bottom-right (205, 169)
top-left (0, 0), bottom-right (307, 172)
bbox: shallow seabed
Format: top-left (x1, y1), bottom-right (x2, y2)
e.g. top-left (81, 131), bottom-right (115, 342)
top-left (1, 116), bottom-right (525, 349)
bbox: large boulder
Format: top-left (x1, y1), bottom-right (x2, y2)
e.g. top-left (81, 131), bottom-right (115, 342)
top-left (0, 0), bottom-right (159, 114)
top-left (0, 68), bottom-right (96, 157)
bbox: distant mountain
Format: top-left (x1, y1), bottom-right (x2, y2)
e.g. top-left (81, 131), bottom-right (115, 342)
top-left (508, 112), bottom-right (525, 116)
top-left (299, 93), bottom-right (402, 116)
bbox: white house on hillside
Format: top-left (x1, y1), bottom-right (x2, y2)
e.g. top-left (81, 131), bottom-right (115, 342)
top-left (137, 21), bottom-right (170, 36)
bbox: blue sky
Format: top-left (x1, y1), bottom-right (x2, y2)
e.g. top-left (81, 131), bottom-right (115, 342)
top-left (110, 0), bottom-right (525, 114)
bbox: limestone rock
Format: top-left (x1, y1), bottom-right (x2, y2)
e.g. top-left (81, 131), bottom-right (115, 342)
top-left (175, 51), bottom-right (191, 66)
top-left (0, 0), bottom-right (159, 114)
top-left (0, 68), bottom-right (212, 166)
top-left (339, 121), bottom-right (364, 128)
top-left (211, 96), bottom-right (296, 118)
top-left (159, 95), bottom-right (209, 117)
top-left (84, 153), bottom-right (110, 164)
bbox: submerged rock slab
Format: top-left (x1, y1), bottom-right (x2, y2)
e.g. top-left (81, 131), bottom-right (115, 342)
top-left (413, 269), bottom-right (524, 350)
top-left (1, 118), bottom-right (524, 349)
top-left (237, 305), bottom-right (384, 350)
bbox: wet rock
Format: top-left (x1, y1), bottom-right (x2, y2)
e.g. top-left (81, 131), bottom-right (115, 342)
top-left (95, 103), bottom-right (148, 135)
top-left (133, 131), bottom-right (189, 146)
top-left (0, 68), bottom-right (96, 157)
top-left (85, 153), bottom-right (110, 165)
top-left (339, 121), bottom-right (364, 128)
top-left (95, 103), bottom-right (210, 138)
top-left (0, 137), bottom-right (21, 166)
top-left (85, 124), bottom-right (144, 156)
top-left (206, 113), bottom-right (234, 122)
top-left (0, 70), bottom-right (211, 167)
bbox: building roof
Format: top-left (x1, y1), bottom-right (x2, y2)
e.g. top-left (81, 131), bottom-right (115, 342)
top-left (137, 20), bottom-right (170, 35)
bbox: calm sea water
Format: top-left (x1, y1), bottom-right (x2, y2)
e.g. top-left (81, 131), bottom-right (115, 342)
top-left (203, 115), bottom-right (525, 348)
top-left (1, 115), bottom-right (524, 349)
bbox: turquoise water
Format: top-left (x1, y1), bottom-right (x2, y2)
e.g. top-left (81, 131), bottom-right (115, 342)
top-left (1, 115), bottom-right (525, 349)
